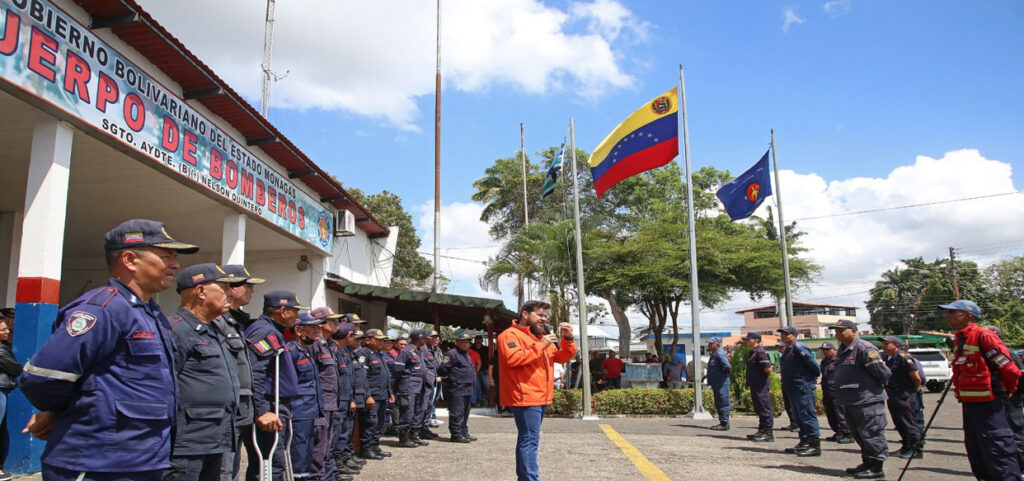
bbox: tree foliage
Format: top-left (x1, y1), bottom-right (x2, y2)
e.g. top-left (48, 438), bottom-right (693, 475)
top-left (346, 188), bottom-right (434, 289)
top-left (866, 256), bottom-right (989, 334)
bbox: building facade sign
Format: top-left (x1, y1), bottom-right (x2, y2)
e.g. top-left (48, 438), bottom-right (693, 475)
top-left (0, 0), bottom-right (334, 253)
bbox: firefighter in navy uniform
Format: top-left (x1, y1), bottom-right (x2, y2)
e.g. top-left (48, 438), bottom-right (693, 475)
top-left (329, 323), bottom-right (365, 475)
top-left (987, 325), bottom-right (1024, 472)
top-left (880, 335), bottom-right (923, 459)
top-left (942, 300), bottom-right (1022, 481)
top-left (416, 331), bottom-right (441, 441)
top-left (166, 264), bottom-right (245, 481)
top-left (818, 342), bottom-right (852, 444)
top-left (393, 330), bottom-right (428, 447)
top-left (742, 332), bottom-right (775, 442)
top-left (777, 326), bottom-right (822, 457)
top-left (285, 313), bottom-right (324, 481)
top-left (830, 319), bottom-right (891, 479)
top-left (439, 333), bottom-right (476, 442)
top-left (19, 219), bottom-right (197, 481)
top-left (342, 329), bottom-right (370, 464)
top-left (213, 265), bottom-right (264, 481)
top-left (243, 291), bottom-right (305, 481)
top-left (355, 329), bottom-right (395, 458)
top-left (306, 307), bottom-right (347, 481)
top-left (706, 337), bottom-right (732, 431)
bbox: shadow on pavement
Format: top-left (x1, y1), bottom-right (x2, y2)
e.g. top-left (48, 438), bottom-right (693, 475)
top-left (900, 465), bottom-right (973, 477)
top-left (764, 464), bottom-right (848, 477)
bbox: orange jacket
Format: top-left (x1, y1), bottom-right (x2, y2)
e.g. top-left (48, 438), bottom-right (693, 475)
top-left (498, 324), bottom-right (577, 407)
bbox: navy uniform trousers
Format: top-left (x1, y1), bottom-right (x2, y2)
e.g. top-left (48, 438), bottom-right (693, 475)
top-left (311, 411), bottom-right (336, 481)
top-left (843, 401), bottom-right (887, 462)
top-left (963, 398), bottom-right (1022, 481)
top-left (332, 409), bottom-right (357, 461)
top-left (887, 390), bottom-right (922, 450)
top-left (358, 402), bottom-right (388, 451)
top-left (750, 383), bottom-right (773, 430)
top-left (822, 393), bottom-right (850, 436)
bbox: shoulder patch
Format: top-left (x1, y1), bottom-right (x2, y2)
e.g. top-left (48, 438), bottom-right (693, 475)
top-left (507, 341), bottom-right (516, 349)
top-left (66, 311), bottom-right (97, 337)
top-left (868, 350), bottom-right (878, 358)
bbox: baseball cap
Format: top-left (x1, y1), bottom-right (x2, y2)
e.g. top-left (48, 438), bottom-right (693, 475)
top-left (742, 332), bottom-right (762, 341)
top-left (776, 326), bottom-right (798, 335)
top-left (105, 219), bottom-right (198, 254)
top-left (456, 332), bottom-right (472, 341)
top-left (410, 329), bottom-right (428, 341)
top-left (819, 342), bottom-right (836, 350)
top-left (175, 263), bottom-right (245, 292)
top-left (295, 312), bottom-right (325, 326)
top-left (310, 307), bottom-right (344, 320)
top-left (707, 337), bottom-right (722, 345)
top-left (342, 313), bottom-right (366, 324)
top-left (938, 300), bottom-right (981, 318)
top-left (353, 330), bottom-right (365, 339)
top-left (263, 290), bottom-right (310, 310)
top-left (335, 323), bottom-right (357, 337)
top-left (364, 329), bottom-right (387, 339)
top-left (829, 319), bottom-right (858, 330)
top-left (221, 265), bottom-right (266, 284)
top-left (429, 330), bottom-right (439, 337)
top-left (881, 335), bottom-right (901, 345)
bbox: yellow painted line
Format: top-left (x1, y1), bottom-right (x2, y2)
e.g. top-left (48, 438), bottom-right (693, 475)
top-left (599, 424), bottom-right (671, 481)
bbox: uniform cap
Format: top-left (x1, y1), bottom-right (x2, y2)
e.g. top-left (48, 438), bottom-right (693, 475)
top-left (881, 335), bottom-right (902, 345)
top-left (828, 319), bottom-right (858, 330)
top-left (310, 306), bottom-right (344, 320)
top-left (776, 326), bottom-right (798, 335)
top-left (335, 323), bottom-right (357, 337)
top-left (365, 329), bottom-right (387, 339)
top-left (819, 342), bottom-right (836, 350)
top-left (938, 300), bottom-right (981, 318)
top-left (295, 312), bottom-right (325, 326)
top-left (742, 332), bottom-right (762, 341)
top-left (263, 290), bottom-right (309, 310)
top-left (175, 263), bottom-right (246, 292)
top-left (707, 337), bottom-right (722, 345)
top-left (456, 333), bottom-right (472, 341)
top-left (105, 219), bottom-right (199, 254)
top-left (410, 329), bottom-right (428, 341)
top-left (342, 313), bottom-right (366, 324)
top-left (430, 330), bottom-right (439, 337)
top-left (221, 264), bottom-right (266, 284)
top-left (353, 330), bottom-right (365, 339)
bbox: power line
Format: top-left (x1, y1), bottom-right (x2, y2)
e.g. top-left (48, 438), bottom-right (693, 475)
top-left (417, 251), bottom-right (488, 265)
top-left (790, 191), bottom-right (1023, 222)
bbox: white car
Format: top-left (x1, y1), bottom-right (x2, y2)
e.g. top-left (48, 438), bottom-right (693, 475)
top-left (909, 348), bottom-right (953, 392)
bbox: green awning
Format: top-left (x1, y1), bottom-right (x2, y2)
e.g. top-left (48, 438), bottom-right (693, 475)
top-left (326, 278), bottom-right (517, 330)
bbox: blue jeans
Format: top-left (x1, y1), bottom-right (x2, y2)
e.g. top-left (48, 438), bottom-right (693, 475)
top-left (783, 383), bottom-right (820, 439)
top-left (473, 372), bottom-right (489, 404)
top-left (0, 388), bottom-right (9, 469)
top-left (511, 406), bottom-right (545, 481)
top-left (711, 380), bottom-right (730, 424)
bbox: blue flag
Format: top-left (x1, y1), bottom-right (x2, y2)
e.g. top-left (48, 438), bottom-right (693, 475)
top-left (716, 150), bottom-right (773, 221)
top-left (541, 143), bottom-right (564, 199)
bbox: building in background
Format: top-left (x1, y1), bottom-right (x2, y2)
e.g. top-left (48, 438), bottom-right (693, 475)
top-left (738, 301), bottom-right (858, 338)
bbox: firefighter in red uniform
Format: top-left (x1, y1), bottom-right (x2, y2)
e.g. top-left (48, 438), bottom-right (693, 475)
top-left (942, 299), bottom-right (1022, 481)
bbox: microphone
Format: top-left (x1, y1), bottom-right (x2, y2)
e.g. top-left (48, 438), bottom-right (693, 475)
top-left (542, 323), bottom-right (560, 350)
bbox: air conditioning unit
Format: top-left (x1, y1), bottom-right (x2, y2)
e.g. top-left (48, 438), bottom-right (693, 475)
top-left (334, 209), bottom-right (357, 237)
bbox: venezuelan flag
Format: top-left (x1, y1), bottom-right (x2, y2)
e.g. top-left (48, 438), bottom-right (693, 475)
top-left (589, 88), bottom-right (679, 198)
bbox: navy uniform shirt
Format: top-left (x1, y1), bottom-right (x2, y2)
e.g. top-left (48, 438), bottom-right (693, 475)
top-left (420, 344), bottom-right (438, 388)
top-left (313, 339), bottom-right (340, 412)
top-left (169, 307), bottom-right (238, 455)
top-left (19, 279), bottom-right (177, 472)
top-left (244, 316), bottom-right (298, 416)
top-left (780, 341), bottom-right (821, 388)
top-left (885, 352), bottom-right (918, 394)
top-left (393, 344), bottom-right (426, 395)
top-left (833, 338), bottom-right (891, 407)
top-left (213, 309), bottom-right (254, 427)
top-left (820, 355), bottom-right (838, 398)
top-left (286, 339), bottom-right (323, 420)
top-left (343, 346), bottom-right (369, 407)
top-left (331, 342), bottom-right (355, 406)
top-left (706, 349), bottom-right (732, 387)
top-left (439, 348), bottom-right (475, 396)
top-left (745, 346), bottom-right (773, 389)
top-left (355, 346), bottom-right (392, 400)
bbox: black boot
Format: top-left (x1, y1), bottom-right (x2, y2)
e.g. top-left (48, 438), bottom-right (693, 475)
top-left (709, 422), bottom-right (730, 431)
top-left (398, 429), bottom-right (418, 448)
top-left (896, 447), bottom-right (923, 459)
top-left (853, 460), bottom-right (884, 479)
top-left (337, 462), bottom-right (361, 475)
top-left (845, 459), bottom-right (868, 474)
top-left (450, 434), bottom-right (471, 443)
top-left (835, 434), bottom-right (854, 444)
top-left (373, 447), bottom-right (392, 457)
top-left (784, 439), bottom-right (809, 453)
top-left (746, 428), bottom-right (765, 440)
top-left (410, 429), bottom-right (429, 446)
top-left (796, 437), bottom-right (821, 457)
top-left (464, 432), bottom-right (478, 441)
top-left (348, 456), bottom-right (366, 466)
top-left (419, 428), bottom-right (439, 439)
top-left (750, 429), bottom-right (774, 442)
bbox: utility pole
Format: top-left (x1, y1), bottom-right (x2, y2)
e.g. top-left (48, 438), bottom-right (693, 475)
top-left (259, 0), bottom-right (276, 117)
top-left (949, 247), bottom-right (960, 298)
top-left (432, 0), bottom-right (442, 292)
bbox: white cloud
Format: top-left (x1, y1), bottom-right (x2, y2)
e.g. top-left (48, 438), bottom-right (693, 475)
top-left (782, 6), bottom-right (806, 33)
top-left (136, 0), bottom-right (640, 130)
top-left (823, 0), bottom-right (853, 18)
top-left (414, 200), bottom-right (500, 286)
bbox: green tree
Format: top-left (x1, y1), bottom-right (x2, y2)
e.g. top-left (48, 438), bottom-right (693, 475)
top-left (347, 188), bottom-right (433, 289)
top-left (867, 256), bottom-right (987, 334)
top-left (982, 255), bottom-right (1024, 346)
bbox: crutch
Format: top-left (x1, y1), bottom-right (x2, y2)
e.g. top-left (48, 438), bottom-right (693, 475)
top-left (253, 350), bottom-right (283, 481)
top-left (898, 334), bottom-right (959, 481)
top-left (283, 416), bottom-right (294, 481)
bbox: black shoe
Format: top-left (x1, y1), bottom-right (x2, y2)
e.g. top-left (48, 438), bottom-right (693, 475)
top-left (781, 424), bottom-right (799, 432)
top-left (398, 430), bottom-right (418, 448)
top-left (824, 434), bottom-right (838, 442)
top-left (835, 434), bottom-right (854, 444)
top-left (784, 440), bottom-right (810, 453)
top-left (357, 450), bottom-right (383, 460)
top-left (845, 462), bottom-right (868, 474)
top-left (853, 460), bottom-right (884, 479)
top-left (709, 422), bottom-right (730, 431)
top-left (419, 428), bottom-right (439, 439)
top-left (373, 448), bottom-right (392, 457)
top-left (348, 457), bottom-right (367, 466)
top-left (746, 429), bottom-right (766, 440)
top-left (464, 433), bottom-right (478, 441)
top-left (796, 437), bottom-right (821, 457)
top-left (384, 426), bottom-right (400, 436)
top-left (450, 434), bottom-right (472, 443)
top-left (895, 449), bottom-right (922, 459)
top-left (750, 431), bottom-right (774, 442)
top-left (336, 475), bottom-right (354, 481)
top-left (890, 447), bottom-right (906, 458)
top-left (338, 463), bottom-right (361, 475)
top-left (410, 429), bottom-right (429, 446)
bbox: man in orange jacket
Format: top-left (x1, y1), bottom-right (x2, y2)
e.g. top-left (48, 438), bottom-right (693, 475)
top-left (498, 300), bottom-right (576, 481)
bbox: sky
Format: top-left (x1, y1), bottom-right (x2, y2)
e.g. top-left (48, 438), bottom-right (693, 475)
top-left (136, 0), bottom-right (1024, 338)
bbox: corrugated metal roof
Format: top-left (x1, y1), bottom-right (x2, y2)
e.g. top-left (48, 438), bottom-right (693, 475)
top-left (70, 0), bottom-right (390, 237)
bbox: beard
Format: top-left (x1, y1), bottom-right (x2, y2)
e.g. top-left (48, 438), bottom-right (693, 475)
top-left (529, 322), bottom-right (549, 338)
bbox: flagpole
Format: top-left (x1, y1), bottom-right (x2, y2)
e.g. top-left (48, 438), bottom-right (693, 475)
top-left (569, 117), bottom-right (594, 419)
top-left (770, 129), bottom-right (795, 327)
top-left (520, 123), bottom-right (532, 301)
top-left (431, 0), bottom-right (442, 293)
top-left (679, 65), bottom-right (711, 419)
